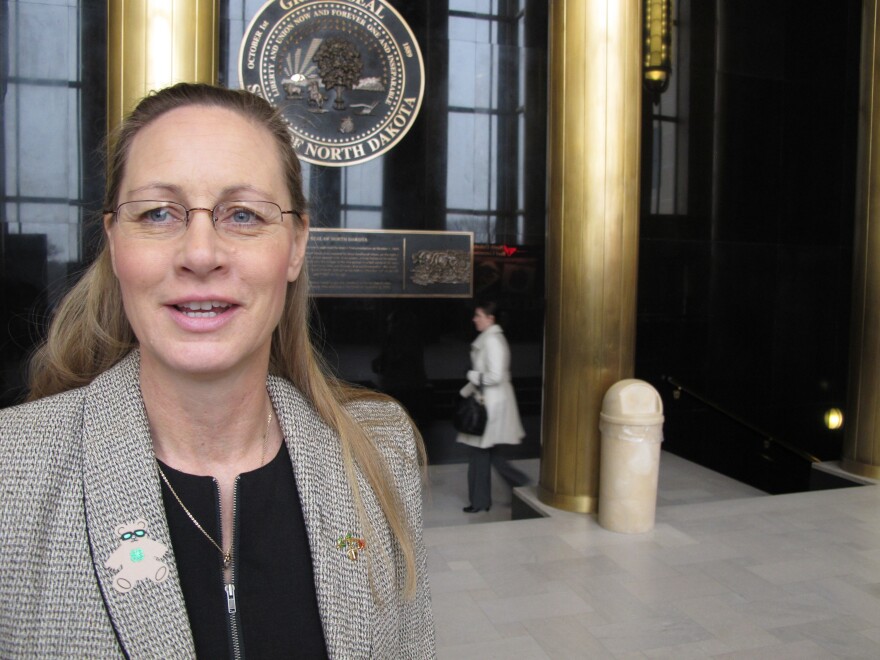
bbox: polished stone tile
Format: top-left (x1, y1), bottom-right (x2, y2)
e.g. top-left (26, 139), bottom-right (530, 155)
top-left (425, 453), bottom-right (880, 657)
top-left (747, 556), bottom-right (852, 584)
top-left (437, 634), bottom-right (550, 660)
top-left (523, 615), bottom-right (613, 658)
top-left (617, 572), bottom-right (730, 604)
top-left (712, 639), bottom-right (836, 659)
top-left (643, 638), bottom-right (737, 658)
top-left (729, 593), bottom-right (837, 629)
top-left (428, 565), bottom-right (488, 595)
top-left (586, 614), bottom-right (712, 654)
top-left (477, 589), bottom-right (592, 625)
top-left (771, 616), bottom-right (880, 658)
top-left (431, 590), bottom-right (500, 648)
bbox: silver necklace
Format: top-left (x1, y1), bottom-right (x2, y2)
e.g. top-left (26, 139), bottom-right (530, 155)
top-left (156, 408), bottom-right (273, 569)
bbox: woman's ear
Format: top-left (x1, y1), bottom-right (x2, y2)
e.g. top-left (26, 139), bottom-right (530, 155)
top-left (287, 213), bottom-right (310, 283)
top-left (104, 213), bottom-right (119, 275)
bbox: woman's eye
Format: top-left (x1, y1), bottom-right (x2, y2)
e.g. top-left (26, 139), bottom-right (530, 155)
top-left (144, 207), bottom-right (175, 223)
top-left (229, 207), bottom-right (260, 224)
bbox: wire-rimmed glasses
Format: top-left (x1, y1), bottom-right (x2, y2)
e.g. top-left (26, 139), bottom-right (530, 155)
top-left (106, 200), bottom-right (301, 239)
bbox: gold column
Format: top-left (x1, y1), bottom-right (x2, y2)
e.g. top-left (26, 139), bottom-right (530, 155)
top-left (842, 0), bottom-right (880, 479)
top-left (107, 0), bottom-right (219, 133)
top-left (538, 0), bottom-right (642, 512)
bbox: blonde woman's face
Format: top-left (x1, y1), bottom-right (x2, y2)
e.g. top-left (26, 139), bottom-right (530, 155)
top-left (105, 105), bottom-right (308, 381)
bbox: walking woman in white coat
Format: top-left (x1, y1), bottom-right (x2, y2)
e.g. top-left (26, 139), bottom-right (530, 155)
top-left (456, 301), bottom-right (528, 512)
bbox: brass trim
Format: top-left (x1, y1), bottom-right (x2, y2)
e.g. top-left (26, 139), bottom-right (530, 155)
top-left (536, 486), bottom-right (597, 514)
top-left (840, 458), bottom-right (880, 481)
top-left (843, 0), bottom-right (880, 474)
top-left (107, 0), bottom-right (220, 134)
top-left (539, 0), bottom-right (642, 514)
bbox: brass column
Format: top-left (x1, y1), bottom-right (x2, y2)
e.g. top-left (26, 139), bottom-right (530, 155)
top-left (538, 0), bottom-right (643, 512)
top-left (107, 0), bottom-right (219, 132)
top-left (843, 0), bottom-right (880, 479)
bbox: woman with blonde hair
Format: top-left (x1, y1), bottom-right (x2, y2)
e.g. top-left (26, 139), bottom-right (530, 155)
top-left (0, 82), bottom-right (434, 658)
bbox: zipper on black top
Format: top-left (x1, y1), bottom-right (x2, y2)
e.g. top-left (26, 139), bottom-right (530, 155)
top-left (225, 584), bottom-right (237, 613)
top-left (217, 476), bottom-right (244, 660)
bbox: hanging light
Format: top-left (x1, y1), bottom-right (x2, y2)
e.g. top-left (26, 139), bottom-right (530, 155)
top-left (644, 0), bottom-right (672, 101)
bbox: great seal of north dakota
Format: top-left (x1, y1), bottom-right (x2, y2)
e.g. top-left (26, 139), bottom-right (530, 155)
top-left (239, 0), bottom-right (425, 167)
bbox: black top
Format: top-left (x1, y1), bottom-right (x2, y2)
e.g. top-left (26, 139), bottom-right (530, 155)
top-left (158, 446), bottom-right (329, 659)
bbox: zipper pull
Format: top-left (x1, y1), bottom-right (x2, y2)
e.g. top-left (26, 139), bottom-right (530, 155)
top-left (224, 584), bottom-right (237, 614)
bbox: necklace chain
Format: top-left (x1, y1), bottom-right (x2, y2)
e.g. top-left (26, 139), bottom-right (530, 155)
top-left (156, 407), bottom-right (273, 569)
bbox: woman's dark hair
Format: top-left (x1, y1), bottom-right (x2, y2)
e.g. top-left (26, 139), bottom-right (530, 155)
top-left (475, 299), bottom-right (500, 319)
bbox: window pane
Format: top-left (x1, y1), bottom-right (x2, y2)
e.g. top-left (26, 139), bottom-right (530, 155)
top-left (18, 86), bottom-right (71, 199)
top-left (341, 209), bottom-right (382, 230)
top-left (449, 40), bottom-right (477, 107)
top-left (17, 3), bottom-right (71, 79)
top-left (450, 0), bottom-right (493, 13)
top-left (447, 112), bottom-right (492, 210)
top-left (343, 157), bottom-right (383, 206)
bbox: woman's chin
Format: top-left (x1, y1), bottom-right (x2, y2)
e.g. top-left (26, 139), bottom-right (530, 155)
top-left (139, 344), bottom-right (267, 381)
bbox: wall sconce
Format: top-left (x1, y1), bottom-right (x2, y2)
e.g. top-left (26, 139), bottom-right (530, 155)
top-left (644, 0), bottom-right (672, 102)
top-left (824, 408), bottom-right (844, 430)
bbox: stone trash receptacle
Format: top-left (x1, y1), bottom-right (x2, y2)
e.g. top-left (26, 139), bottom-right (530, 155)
top-left (597, 379), bottom-right (665, 533)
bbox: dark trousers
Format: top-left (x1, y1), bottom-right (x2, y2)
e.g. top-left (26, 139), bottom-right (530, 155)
top-left (466, 446), bottom-right (529, 511)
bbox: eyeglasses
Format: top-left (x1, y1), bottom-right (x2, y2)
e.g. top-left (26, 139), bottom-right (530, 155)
top-left (106, 200), bottom-right (301, 239)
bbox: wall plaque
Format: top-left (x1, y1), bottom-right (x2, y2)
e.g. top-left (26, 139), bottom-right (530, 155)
top-left (307, 229), bottom-right (473, 298)
top-left (239, 0), bottom-right (425, 167)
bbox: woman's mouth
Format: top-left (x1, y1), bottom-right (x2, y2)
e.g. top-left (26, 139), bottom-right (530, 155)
top-left (174, 301), bottom-right (233, 318)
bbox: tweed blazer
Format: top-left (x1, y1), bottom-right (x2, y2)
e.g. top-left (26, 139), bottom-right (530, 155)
top-left (0, 352), bottom-right (435, 658)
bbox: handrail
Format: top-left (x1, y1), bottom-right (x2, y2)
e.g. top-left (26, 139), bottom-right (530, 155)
top-left (663, 376), bottom-right (821, 464)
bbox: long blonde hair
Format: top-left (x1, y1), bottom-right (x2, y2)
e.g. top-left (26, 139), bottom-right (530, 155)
top-left (27, 83), bottom-right (424, 598)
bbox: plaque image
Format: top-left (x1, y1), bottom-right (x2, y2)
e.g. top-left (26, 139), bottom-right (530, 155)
top-left (239, 0), bottom-right (425, 167)
top-left (307, 229), bottom-right (473, 298)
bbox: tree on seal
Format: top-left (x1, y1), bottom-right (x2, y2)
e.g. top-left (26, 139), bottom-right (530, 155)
top-left (313, 38), bottom-right (364, 111)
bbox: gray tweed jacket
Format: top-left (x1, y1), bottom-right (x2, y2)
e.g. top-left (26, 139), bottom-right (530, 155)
top-left (0, 352), bottom-right (435, 658)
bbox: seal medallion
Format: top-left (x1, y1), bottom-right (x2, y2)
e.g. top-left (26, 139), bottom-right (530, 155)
top-left (239, 0), bottom-right (425, 167)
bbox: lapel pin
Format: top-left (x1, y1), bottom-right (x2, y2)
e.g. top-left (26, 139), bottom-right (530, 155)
top-left (105, 519), bottom-right (169, 593)
top-left (336, 532), bottom-right (366, 561)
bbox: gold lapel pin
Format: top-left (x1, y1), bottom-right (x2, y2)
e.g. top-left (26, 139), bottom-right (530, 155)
top-left (336, 533), bottom-right (366, 561)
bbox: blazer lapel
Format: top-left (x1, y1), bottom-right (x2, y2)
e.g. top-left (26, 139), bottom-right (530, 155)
top-left (269, 378), bottom-right (373, 658)
top-left (81, 353), bottom-right (195, 658)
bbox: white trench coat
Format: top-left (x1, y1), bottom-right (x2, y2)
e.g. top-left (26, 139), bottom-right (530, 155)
top-left (456, 324), bottom-right (526, 449)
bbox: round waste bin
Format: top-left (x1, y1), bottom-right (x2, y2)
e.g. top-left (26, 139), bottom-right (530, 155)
top-left (597, 379), bottom-right (664, 533)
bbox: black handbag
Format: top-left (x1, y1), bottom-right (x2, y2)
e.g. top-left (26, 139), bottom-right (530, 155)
top-left (453, 377), bottom-right (487, 435)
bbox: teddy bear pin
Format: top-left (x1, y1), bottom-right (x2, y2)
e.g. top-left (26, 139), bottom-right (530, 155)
top-left (105, 519), bottom-right (170, 593)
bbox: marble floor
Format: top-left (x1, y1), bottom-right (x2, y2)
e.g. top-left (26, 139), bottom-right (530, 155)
top-left (424, 452), bottom-right (880, 658)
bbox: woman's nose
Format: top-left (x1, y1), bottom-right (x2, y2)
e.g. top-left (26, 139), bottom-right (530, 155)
top-left (177, 210), bottom-right (225, 274)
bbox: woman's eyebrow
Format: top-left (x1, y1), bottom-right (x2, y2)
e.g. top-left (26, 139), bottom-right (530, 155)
top-left (124, 183), bottom-right (274, 198)
top-left (218, 184), bottom-right (274, 198)
top-left (126, 182), bottom-right (184, 197)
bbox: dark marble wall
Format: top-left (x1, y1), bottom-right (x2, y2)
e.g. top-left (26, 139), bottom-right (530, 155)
top-left (637, 0), bottom-right (863, 492)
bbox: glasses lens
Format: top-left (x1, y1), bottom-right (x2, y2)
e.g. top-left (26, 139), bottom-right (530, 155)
top-left (214, 201), bottom-right (282, 236)
top-left (134, 529), bottom-right (146, 537)
top-left (121, 532), bottom-right (133, 540)
top-left (116, 201), bottom-right (187, 237)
